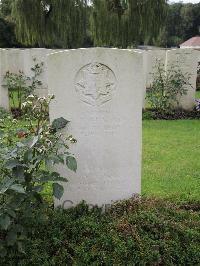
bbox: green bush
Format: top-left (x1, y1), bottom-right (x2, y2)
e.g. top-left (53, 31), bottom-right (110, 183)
top-left (146, 60), bottom-right (192, 113)
top-left (0, 95), bottom-right (77, 257)
top-left (0, 107), bottom-right (10, 119)
top-left (143, 109), bottom-right (200, 120)
top-left (3, 59), bottom-right (44, 115)
top-left (2, 197), bottom-right (200, 265)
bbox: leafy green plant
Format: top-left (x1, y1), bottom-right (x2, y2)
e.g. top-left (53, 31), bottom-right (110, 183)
top-left (3, 59), bottom-right (44, 115)
top-left (0, 107), bottom-right (10, 119)
top-left (142, 109), bottom-right (200, 120)
top-left (146, 60), bottom-right (192, 112)
top-left (0, 94), bottom-right (77, 257)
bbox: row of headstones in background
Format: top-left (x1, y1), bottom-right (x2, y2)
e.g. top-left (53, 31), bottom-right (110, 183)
top-left (0, 48), bottom-right (199, 111)
top-left (141, 49), bottom-right (168, 108)
top-left (166, 49), bottom-right (199, 110)
top-left (0, 48), bottom-right (62, 109)
top-left (141, 48), bottom-right (199, 110)
top-left (48, 48), bottom-right (143, 208)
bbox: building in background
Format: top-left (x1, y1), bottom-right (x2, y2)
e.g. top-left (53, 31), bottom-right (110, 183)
top-left (180, 36), bottom-right (200, 49)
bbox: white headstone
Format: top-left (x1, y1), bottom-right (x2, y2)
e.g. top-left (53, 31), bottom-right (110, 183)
top-left (0, 49), bottom-right (9, 109)
top-left (3, 48), bottom-right (24, 73)
top-left (0, 49), bottom-right (25, 110)
top-left (144, 49), bottom-right (168, 90)
top-left (132, 49), bottom-right (146, 108)
top-left (166, 49), bottom-right (199, 110)
top-left (23, 48), bottom-right (57, 97)
top-left (137, 49), bottom-right (167, 109)
top-left (48, 48), bottom-right (143, 208)
top-left (0, 48), bottom-right (64, 109)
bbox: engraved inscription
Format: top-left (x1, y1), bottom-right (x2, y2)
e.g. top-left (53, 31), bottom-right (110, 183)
top-left (75, 63), bottom-right (116, 106)
top-left (78, 113), bottom-right (123, 137)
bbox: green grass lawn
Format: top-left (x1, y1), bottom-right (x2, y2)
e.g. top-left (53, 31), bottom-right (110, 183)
top-left (9, 90), bottom-right (20, 108)
top-left (196, 90), bottom-right (200, 99)
top-left (142, 120), bottom-right (200, 202)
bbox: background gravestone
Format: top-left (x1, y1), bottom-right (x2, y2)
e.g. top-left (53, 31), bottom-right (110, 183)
top-left (23, 48), bottom-right (57, 97)
top-left (140, 49), bottom-right (168, 109)
top-left (143, 49), bottom-right (168, 90)
top-left (0, 49), bottom-right (9, 109)
top-left (48, 48), bottom-right (143, 208)
top-left (166, 49), bottom-right (199, 110)
top-left (0, 48), bottom-right (61, 109)
top-left (0, 48), bottom-right (24, 110)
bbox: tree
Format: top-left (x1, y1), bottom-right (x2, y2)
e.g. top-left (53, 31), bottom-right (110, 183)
top-left (0, 18), bottom-right (17, 47)
top-left (155, 2), bottom-right (200, 47)
top-left (90, 0), bottom-right (168, 48)
top-left (11, 0), bottom-right (89, 48)
top-left (0, 0), bottom-right (12, 18)
top-left (0, 0), bottom-right (19, 47)
top-left (1, 0), bottom-right (200, 49)
top-left (11, 0), bottom-right (167, 48)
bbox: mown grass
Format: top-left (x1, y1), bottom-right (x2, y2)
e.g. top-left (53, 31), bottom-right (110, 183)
top-left (142, 120), bottom-right (200, 202)
top-left (196, 89), bottom-right (200, 99)
top-left (9, 90), bottom-right (19, 108)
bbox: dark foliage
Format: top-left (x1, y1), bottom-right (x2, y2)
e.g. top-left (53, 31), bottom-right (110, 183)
top-left (0, 0), bottom-right (199, 48)
top-left (155, 2), bottom-right (200, 47)
top-left (143, 109), bottom-right (200, 120)
top-left (0, 18), bottom-right (18, 47)
top-left (1, 197), bottom-right (200, 265)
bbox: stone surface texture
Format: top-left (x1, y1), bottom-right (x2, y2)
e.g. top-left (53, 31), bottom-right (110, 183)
top-left (0, 49), bottom-right (9, 109)
top-left (0, 49), bottom-right (24, 109)
top-left (23, 48), bottom-right (56, 97)
top-left (141, 49), bottom-right (168, 109)
top-left (143, 49), bottom-right (168, 89)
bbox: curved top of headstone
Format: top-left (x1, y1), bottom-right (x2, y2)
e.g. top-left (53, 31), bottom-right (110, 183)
top-left (47, 47), bottom-right (144, 109)
top-left (47, 47), bottom-right (143, 58)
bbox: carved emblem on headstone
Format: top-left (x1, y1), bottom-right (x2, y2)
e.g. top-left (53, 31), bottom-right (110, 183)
top-left (75, 63), bottom-right (116, 106)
